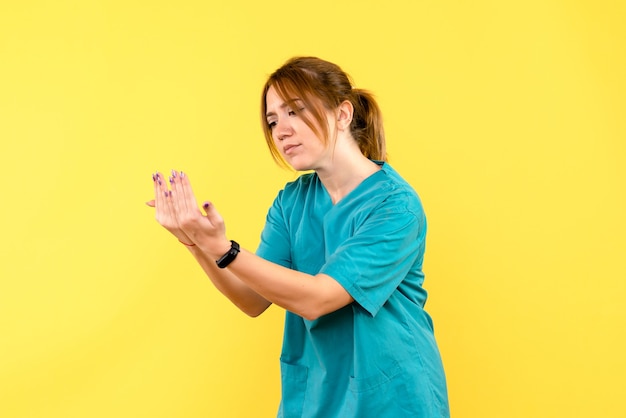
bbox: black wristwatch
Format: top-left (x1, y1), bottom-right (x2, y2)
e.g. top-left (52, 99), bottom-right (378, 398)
top-left (216, 240), bottom-right (240, 268)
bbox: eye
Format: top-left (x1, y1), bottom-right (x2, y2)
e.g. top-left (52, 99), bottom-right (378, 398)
top-left (288, 106), bottom-right (305, 116)
top-left (267, 120), bottom-right (277, 130)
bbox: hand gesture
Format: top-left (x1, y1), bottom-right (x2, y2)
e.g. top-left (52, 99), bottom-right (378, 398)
top-left (146, 170), bottom-right (229, 256)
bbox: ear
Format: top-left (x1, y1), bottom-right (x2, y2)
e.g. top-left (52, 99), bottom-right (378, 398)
top-left (336, 100), bottom-right (354, 131)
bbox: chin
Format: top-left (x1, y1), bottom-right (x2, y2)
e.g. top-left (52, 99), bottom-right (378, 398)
top-left (290, 164), bottom-right (311, 172)
top-left (285, 158), bottom-right (313, 172)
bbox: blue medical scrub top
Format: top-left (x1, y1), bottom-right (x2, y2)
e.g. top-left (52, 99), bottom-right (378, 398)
top-left (256, 162), bottom-right (449, 418)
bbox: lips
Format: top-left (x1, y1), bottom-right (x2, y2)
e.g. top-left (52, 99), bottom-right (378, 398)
top-left (283, 144), bottom-right (300, 155)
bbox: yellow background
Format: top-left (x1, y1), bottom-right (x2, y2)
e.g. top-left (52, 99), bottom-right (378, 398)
top-left (1, 1), bottom-right (624, 417)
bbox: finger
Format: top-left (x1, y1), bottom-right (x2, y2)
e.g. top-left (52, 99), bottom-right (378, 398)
top-left (177, 170), bottom-right (201, 216)
top-left (146, 199), bottom-right (155, 207)
top-left (155, 171), bottom-right (175, 222)
top-left (153, 172), bottom-right (164, 209)
top-left (172, 170), bottom-right (199, 216)
top-left (202, 201), bottom-right (224, 227)
top-left (169, 170), bottom-right (187, 217)
top-left (153, 172), bottom-right (166, 220)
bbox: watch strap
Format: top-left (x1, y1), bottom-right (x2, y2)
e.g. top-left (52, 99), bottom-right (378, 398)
top-left (216, 240), bottom-right (240, 268)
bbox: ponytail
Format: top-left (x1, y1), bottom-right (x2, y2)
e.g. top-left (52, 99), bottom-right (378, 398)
top-left (350, 89), bottom-right (386, 161)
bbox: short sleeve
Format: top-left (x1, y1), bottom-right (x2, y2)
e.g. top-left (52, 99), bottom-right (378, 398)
top-left (256, 190), bottom-right (292, 268)
top-left (319, 192), bottom-right (426, 317)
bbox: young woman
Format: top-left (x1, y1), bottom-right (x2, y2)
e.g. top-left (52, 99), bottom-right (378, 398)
top-left (149, 57), bottom-right (449, 417)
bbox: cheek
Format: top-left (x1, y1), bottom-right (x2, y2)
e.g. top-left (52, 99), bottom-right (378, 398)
top-left (271, 134), bottom-right (283, 153)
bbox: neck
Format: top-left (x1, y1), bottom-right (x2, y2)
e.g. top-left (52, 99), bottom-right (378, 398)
top-left (316, 152), bottom-right (381, 205)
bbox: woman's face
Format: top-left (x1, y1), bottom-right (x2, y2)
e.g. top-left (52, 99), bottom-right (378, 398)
top-left (265, 85), bottom-right (336, 172)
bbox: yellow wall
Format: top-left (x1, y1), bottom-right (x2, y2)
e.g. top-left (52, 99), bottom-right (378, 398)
top-left (1, 1), bottom-right (624, 417)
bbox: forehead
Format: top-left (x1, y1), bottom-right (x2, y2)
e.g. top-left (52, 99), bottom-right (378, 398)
top-left (265, 85), bottom-right (304, 116)
top-left (265, 85), bottom-right (282, 110)
top-left (264, 87), bottom-right (284, 117)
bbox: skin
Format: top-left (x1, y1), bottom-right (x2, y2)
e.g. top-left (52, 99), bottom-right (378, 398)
top-left (147, 86), bottom-right (381, 319)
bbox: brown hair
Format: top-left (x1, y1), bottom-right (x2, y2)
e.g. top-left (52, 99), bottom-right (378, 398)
top-left (261, 57), bottom-right (386, 166)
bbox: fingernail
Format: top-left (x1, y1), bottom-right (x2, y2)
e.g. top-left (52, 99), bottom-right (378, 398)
top-left (152, 174), bottom-right (156, 181)
top-left (168, 191), bottom-right (173, 197)
top-left (203, 202), bottom-right (210, 209)
top-left (171, 169), bottom-right (177, 177)
top-left (164, 191), bottom-right (168, 197)
top-left (158, 179), bottom-right (162, 185)
top-left (180, 171), bottom-right (185, 178)
top-left (169, 176), bottom-right (173, 184)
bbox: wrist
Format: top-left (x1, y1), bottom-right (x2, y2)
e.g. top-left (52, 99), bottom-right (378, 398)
top-left (196, 237), bottom-right (232, 259)
top-left (214, 239), bottom-right (233, 259)
top-left (215, 240), bottom-right (240, 268)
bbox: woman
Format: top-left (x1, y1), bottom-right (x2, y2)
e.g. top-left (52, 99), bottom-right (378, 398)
top-left (149, 57), bottom-right (449, 417)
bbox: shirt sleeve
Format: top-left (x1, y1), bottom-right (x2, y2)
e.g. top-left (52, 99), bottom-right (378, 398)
top-left (255, 190), bottom-right (292, 268)
top-left (319, 191), bottom-right (426, 317)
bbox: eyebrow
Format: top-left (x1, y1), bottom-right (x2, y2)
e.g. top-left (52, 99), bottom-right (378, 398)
top-left (265, 99), bottom-right (304, 119)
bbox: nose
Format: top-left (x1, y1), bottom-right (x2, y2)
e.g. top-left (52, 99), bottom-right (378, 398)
top-left (274, 118), bottom-right (293, 141)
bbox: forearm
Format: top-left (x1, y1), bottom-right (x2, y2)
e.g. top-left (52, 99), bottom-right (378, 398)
top-left (149, 171), bottom-right (349, 318)
top-left (224, 249), bottom-right (353, 321)
top-left (186, 246), bottom-right (272, 317)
